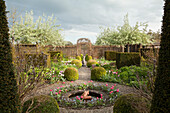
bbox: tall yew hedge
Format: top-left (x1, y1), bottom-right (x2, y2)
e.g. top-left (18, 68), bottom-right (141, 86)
top-left (0, 0), bottom-right (20, 112)
top-left (150, 0), bottom-right (170, 112)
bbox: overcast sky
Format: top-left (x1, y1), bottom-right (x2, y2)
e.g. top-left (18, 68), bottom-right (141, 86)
top-left (5, 0), bottom-right (164, 44)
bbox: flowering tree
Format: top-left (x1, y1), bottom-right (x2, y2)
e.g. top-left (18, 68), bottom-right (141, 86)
top-left (10, 11), bottom-right (65, 46)
top-left (95, 14), bottom-right (153, 46)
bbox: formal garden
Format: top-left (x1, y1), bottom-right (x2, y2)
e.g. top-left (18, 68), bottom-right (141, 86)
top-left (1, 0), bottom-right (169, 113)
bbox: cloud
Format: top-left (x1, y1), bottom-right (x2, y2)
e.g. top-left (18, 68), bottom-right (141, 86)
top-left (5, 0), bottom-right (164, 43)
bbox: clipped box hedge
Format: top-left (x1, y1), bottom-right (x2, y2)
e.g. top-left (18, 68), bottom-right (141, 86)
top-left (25, 53), bottom-right (51, 69)
top-left (105, 51), bottom-right (117, 61)
top-left (48, 51), bottom-right (63, 62)
top-left (116, 52), bottom-right (140, 69)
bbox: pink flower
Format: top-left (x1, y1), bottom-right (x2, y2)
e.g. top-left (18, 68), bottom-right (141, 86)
top-left (114, 84), bottom-right (116, 86)
top-left (52, 75), bottom-right (54, 77)
top-left (113, 72), bottom-right (116, 74)
top-left (81, 96), bottom-right (83, 99)
top-left (109, 91), bottom-right (113, 94)
top-left (60, 86), bottom-right (63, 87)
top-left (50, 89), bottom-right (52, 91)
top-left (59, 92), bottom-right (61, 94)
top-left (110, 87), bottom-right (113, 89)
top-left (90, 80), bottom-right (93, 82)
top-left (116, 89), bottom-right (119, 92)
top-left (65, 89), bottom-right (67, 91)
top-left (100, 94), bottom-right (103, 97)
top-left (71, 81), bottom-right (74, 83)
top-left (97, 97), bottom-right (99, 99)
top-left (78, 98), bottom-right (80, 100)
top-left (84, 83), bottom-right (86, 85)
top-left (118, 75), bottom-right (120, 77)
top-left (63, 82), bottom-right (65, 84)
top-left (106, 84), bottom-right (108, 86)
top-left (57, 87), bottom-right (59, 89)
top-left (101, 96), bottom-right (103, 99)
top-left (55, 92), bottom-right (58, 95)
top-left (116, 72), bottom-right (118, 74)
top-left (59, 90), bottom-right (61, 92)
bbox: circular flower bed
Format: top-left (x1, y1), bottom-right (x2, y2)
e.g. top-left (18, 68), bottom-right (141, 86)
top-left (50, 81), bottom-right (120, 109)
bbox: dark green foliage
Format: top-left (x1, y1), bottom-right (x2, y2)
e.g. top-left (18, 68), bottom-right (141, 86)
top-left (150, 1), bottom-right (170, 112)
top-left (116, 52), bottom-right (141, 69)
top-left (113, 94), bottom-right (151, 113)
top-left (0, 0), bottom-right (20, 112)
top-left (87, 59), bottom-right (98, 67)
top-left (48, 51), bottom-right (63, 62)
top-left (22, 95), bottom-right (59, 113)
top-left (91, 67), bottom-right (106, 80)
top-left (140, 48), bottom-right (159, 59)
top-left (105, 51), bottom-right (117, 61)
top-left (71, 59), bottom-right (82, 68)
top-left (64, 67), bottom-right (79, 81)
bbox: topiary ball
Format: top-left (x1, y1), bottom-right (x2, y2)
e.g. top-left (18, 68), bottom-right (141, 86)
top-left (91, 67), bottom-right (106, 80)
top-left (87, 59), bottom-right (98, 67)
top-left (22, 95), bottom-right (59, 113)
top-left (64, 67), bottom-right (79, 81)
top-left (76, 56), bottom-right (81, 61)
top-left (85, 55), bottom-right (92, 61)
top-left (113, 94), bottom-right (151, 113)
top-left (80, 54), bottom-right (83, 61)
top-left (71, 59), bottom-right (82, 68)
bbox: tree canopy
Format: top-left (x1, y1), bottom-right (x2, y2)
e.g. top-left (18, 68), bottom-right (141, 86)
top-left (10, 11), bottom-right (65, 46)
top-left (95, 14), bottom-right (153, 46)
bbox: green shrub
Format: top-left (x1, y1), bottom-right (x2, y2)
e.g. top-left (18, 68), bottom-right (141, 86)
top-left (85, 54), bottom-right (92, 61)
top-left (102, 64), bottom-right (112, 70)
top-left (116, 52), bottom-right (141, 69)
top-left (80, 54), bottom-right (83, 61)
top-left (48, 51), bottom-right (63, 62)
top-left (76, 56), bottom-right (81, 61)
top-left (64, 67), bottom-right (79, 81)
top-left (105, 51), bottom-right (117, 61)
top-left (71, 59), bottom-right (82, 68)
top-left (113, 94), bottom-right (150, 113)
top-left (87, 59), bottom-right (98, 67)
top-left (91, 67), bottom-right (106, 80)
top-left (22, 95), bottom-right (59, 113)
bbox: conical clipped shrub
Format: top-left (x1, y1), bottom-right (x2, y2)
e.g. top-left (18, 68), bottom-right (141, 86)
top-left (71, 59), bottom-right (82, 68)
top-left (113, 94), bottom-right (151, 113)
top-left (22, 95), bottom-right (59, 113)
top-left (64, 67), bottom-right (79, 81)
top-left (150, 1), bottom-right (170, 112)
top-left (0, 0), bottom-right (20, 112)
top-left (87, 59), bottom-right (98, 67)
top-left (91, 67), bottom-right (106, 80)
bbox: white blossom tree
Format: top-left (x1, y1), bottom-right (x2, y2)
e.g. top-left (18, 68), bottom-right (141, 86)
top-left (10, 11), bottom-right (65, 46)
top-left (95, 14), bottom-right (153, 46)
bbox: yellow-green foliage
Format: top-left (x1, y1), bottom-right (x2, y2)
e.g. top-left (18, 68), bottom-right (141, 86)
top-left (105, 51), bottom-right (117, 61)
top-left (80, 54), bottom-right (83, 61)
top-left (48, 51), bottom-right (63, 62)
top-left (64, 67), bottom-right (79, 81)
top-left (87, 59), bottom-right (98, 67)
top-left (76, 56), bottom-right (81, 61)
top-left (71, 59), bottom-right (82, 68)
top-left (116, 52), bottom-right (140, 69)
top-left (25, 53), bottom-right (51, 68)
top-left (85, 54), bottom-right (92, 61)
top-left (91, 67), bottom-right (106, 80)
top-left (22, 95), bottom-right (59, 113)
top-left (113, 94), bottom-right (150, 113)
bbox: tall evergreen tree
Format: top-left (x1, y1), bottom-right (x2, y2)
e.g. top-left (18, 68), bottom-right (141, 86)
top-left (0, 0), bottom-right (20, 112)
top-left (150, 0), bottom-right (170, 112)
